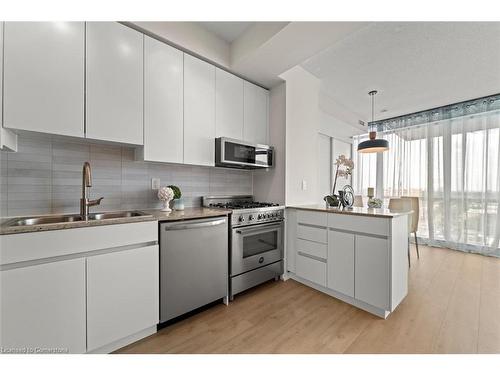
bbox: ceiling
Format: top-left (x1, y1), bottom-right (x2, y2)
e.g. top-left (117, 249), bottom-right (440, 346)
top-left (198, 22), bottom-right (254, 43)
top-left (301, 22), bottom-right (500, 123)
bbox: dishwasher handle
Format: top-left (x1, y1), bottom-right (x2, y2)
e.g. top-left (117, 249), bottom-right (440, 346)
top-left (163, 218), bottom-right (226, 231)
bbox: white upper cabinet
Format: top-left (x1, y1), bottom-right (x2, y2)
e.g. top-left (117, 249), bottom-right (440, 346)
top-left (86, 22), bottom-right (143, 145)
top-left (144, 36), bottom-right (184, 163)
top-left (3, 22), bottom-right (85, 137)
top-left (183, 54), bottom-right (216, 166)
top-left (215, 68), bottom-right (243, 140)
top-left (0, 21), bottom-right (17, 151)
top-left (243, 81), bottom-right (269, 145)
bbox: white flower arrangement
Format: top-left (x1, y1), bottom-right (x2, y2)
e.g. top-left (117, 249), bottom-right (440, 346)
top-left (332, 155), bottom-right (354, 194)
top-left (158, 186), bottom-right (175, 212)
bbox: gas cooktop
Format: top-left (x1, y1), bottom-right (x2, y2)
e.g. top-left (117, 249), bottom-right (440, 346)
top-left (208, 202), bottom-right (281, 210)
top-left (202, 195), bottom-right (284, 227)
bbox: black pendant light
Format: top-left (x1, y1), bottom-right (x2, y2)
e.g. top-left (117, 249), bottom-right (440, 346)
top-left (357, 90), bottom-right (389, 153)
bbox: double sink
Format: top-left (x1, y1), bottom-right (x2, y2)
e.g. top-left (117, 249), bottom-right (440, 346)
top-left (2, 162), bottom-right (152, 231)
top-left (4, 211), bottom-right (148, 227)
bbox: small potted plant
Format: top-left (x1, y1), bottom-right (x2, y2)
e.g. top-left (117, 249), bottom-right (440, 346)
top-left (167, 185), bottom-right (184, 211)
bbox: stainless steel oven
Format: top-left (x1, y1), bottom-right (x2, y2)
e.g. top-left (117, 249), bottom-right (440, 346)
top-left (231, 221), bottom-right (284, 276)
top-left (203, 195), bottom-right (284, 299)
top-left (215, 137), bottom-right (273, 169)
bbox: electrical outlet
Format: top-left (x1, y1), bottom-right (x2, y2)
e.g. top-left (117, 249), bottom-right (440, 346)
top-left (151, 178), bottom-right (160, 190)
top-left (302, 180), bottom-right (307, 190)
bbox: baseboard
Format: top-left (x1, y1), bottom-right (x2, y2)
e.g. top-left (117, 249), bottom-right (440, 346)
top-left (288, 273), bottom-right (390, 319)
top-left (87, 325), bottom-right (157, 354)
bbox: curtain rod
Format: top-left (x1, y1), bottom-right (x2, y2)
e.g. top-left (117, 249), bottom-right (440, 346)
top-left (369, 93), bottom-right (500, 132)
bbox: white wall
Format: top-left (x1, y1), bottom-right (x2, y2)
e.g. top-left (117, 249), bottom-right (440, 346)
top-left (318, 133), bottom-right (332, 199)
top-left (253, 82), bottom-right (286, 204)
top-left (281, 66), bottom-right (321, 205)
top-left (280, 65), bottom-right (358, 206)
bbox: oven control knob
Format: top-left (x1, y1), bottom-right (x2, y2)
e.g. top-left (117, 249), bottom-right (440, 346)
top-left (238, 215), bottom-right (245, 222)
top-left (249, 215), bottom-right (255, 221)
top-left (257, 214), bottom-right (262, 220)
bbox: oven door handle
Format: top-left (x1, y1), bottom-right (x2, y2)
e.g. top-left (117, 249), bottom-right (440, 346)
top-left (235, 222), bottom-right (283, 234)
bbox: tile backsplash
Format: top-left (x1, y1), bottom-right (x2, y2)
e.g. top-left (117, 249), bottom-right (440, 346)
top-left (0, 134), bottom-right (253, 217)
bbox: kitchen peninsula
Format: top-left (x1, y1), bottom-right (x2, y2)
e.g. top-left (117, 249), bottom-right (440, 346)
top-left (285, 205), bottom-right (411, 318)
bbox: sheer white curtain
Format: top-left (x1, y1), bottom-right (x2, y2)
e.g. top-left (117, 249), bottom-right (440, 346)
top-left (361, 109), bottom-right (500, 256)
top-left (353, 135), bottom-right (377, 196)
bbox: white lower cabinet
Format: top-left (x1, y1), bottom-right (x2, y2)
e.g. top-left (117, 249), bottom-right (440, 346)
top-left (327, 230), bottom-right (354, 297)
top-left (354, 235), bottom-right (390, 310)
top-left (296, 253), bottom-right (327, 287)
top-left (0, 258), bottom-right (87, 353)
top-left (0, 221), bottom-right (159, 353)
top-left (86, 245), bottom-right (159, 352)
top-left (289, 209), bottom-right (408, 318)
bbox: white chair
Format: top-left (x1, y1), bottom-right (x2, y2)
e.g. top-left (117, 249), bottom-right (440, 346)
top-left (402, 196), bottom-right (420, 260)
top-left (388, 197), bottom-right (413, 267)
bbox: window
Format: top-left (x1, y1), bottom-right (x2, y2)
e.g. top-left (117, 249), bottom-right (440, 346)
top-left (352, 95), bottom-right (500, 256)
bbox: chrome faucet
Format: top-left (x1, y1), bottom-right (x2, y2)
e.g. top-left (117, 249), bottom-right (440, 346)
top-left (80, 162), bottom-right (103, 220)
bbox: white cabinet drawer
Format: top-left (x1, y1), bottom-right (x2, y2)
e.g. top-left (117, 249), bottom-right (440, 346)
top-left (297, 210), bottom-right (327, 227)
top-left (297, 224), bottom-right (327, 244)
top-left (0, 221), bottom-right (158, 266)
top-left (327, 213), bottom-right (389, 237)
top-left (296, 253), bottom-right (327, 287)
top-left (296, 238), bottom-right (327, 260)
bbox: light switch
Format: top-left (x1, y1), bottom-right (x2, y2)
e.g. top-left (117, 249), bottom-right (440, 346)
top-left (302, 180), bottom-right (307, 190)
top-left (151, 178), bottom-right (160, 190)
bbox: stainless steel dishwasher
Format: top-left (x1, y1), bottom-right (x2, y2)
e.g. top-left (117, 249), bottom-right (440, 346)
top-left (160, 216), bottom-right (228, 323)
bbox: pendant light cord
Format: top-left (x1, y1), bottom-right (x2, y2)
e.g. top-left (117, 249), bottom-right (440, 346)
top-left (371, 93), bottom-right (374, 122)
top-left (368, 90), bottom-right (377, 123)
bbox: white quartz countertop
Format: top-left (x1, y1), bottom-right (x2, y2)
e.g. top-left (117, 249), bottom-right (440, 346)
top-left (287, 204), bottom-right (412, 218)
top-left (0, 207), bottom-right (231, 235)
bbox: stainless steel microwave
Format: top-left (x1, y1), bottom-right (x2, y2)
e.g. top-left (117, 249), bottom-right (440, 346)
top-left (215, 138), bottom-right (274, 169)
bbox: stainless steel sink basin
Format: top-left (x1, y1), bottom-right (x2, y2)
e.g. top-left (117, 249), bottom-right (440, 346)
top-left (4, 214), bottom-right (84, 227)
top-left (88, 211), bottom-right (147, 220)
top-left (4, 211), bottom-right (149, 227)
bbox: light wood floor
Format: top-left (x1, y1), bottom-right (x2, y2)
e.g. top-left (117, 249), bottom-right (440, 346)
top-left (116, 245), bottom-right (500, 354)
